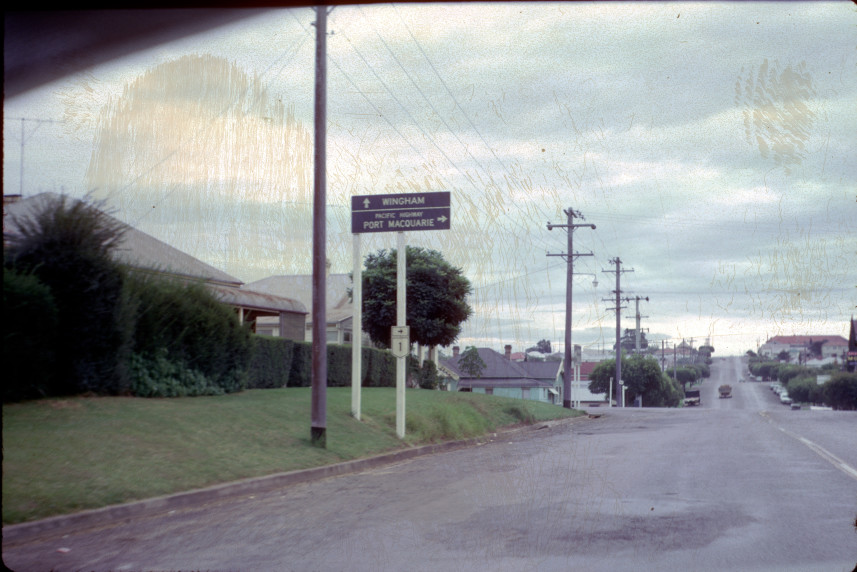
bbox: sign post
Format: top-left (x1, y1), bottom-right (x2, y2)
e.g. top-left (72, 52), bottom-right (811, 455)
top-left (350, 192), bottom-right (451, 437)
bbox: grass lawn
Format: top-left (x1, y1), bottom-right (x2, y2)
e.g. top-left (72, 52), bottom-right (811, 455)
top-left (2, 388), bottom-right (581, 525)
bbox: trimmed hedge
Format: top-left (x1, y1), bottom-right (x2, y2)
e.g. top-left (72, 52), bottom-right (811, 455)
top-left (246, 337), bottom-right (401, 389)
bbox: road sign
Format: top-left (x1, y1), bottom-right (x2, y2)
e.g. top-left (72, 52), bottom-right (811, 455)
top-left (352, 192), bottom-right (450, 234)
top-left (391, 326), bottom-right (410, 358)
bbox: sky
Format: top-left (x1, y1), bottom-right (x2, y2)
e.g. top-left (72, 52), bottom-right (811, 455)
top-left (4, 2), bottom-right (856, 357)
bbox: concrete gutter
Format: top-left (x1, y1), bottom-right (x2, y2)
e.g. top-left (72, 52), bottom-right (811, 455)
top-left (2, 414), bottom-right (592, 546)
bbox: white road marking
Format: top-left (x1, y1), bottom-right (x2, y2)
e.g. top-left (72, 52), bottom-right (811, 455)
top-left (760, 411), bottom-right (857, 481)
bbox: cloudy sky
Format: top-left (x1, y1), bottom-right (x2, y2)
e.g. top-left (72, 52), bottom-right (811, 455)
top-left (4, 3), bottom-right (855, 356)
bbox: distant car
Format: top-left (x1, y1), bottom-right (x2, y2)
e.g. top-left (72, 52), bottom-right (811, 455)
top-left (780, 393), bottom-right (792, 405)
top-left (790, 403), bottom-right (801, 410)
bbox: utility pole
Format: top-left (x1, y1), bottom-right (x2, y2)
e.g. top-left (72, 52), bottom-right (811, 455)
top-left (310, 6), bottom-right (329, 448)
top-left (547, 208), bottom-right (595, 409)
top-left (623, 296), bottom-right (649, 354)
top-left (602, 258), bottom-right (632, 406)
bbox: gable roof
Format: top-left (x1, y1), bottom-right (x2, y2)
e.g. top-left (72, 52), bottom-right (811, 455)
top-left (4, 193), bottom-right (306, 315)
top-left (5, 192), bottom-right (243, 286)
top-left (245, 273), bottom-right (352, 320)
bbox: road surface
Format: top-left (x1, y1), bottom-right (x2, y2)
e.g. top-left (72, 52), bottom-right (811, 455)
top-left (4, 357), bottom-right (856, 571)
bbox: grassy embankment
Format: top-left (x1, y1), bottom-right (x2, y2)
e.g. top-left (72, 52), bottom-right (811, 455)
top-left (2, 387), bottom-right (581, 525)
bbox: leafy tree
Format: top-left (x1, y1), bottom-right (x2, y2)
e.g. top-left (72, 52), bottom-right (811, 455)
top-left (666, 366), bottom-right (699, 391)
top-left (806, 339), bottom-right (827, 359)
top-left (458, 346), bottom-right (486, 378)
top-left (4, 194), bottom-right (133, 395)
top-left (359, 247), bottom-right (472, 349)
top-left (526, 339), bottom-right (552, 354)
top-left (746, 350), bottom-right (758, 358)
top-left (589, 355), bottom-right (681, 407)
top-left (776, 350), bottom-right (791, 362)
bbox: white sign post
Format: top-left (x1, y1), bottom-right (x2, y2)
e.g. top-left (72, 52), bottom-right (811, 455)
top-left (395, 232), bottom-right (407, 438)
top-left (350, 192), bottom-right (451, 438)
top-left (351, 234), bottom-right (362, 420)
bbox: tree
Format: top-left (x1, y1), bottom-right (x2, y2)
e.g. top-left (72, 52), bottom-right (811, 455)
top-left (776, 350), bottom-right (791, 362)
top-left (666, 366), bottom-right (699, 391)
top-left (4, 194), bottom-right (133, 395)
top-left (526, 339), bottom-right (552, 354)
top-left (458, 346), bottom-right (486, 378)
top-left (359, 247), bottom-right (472, 349)
top-left (588, 355), bottom-right (681, 407)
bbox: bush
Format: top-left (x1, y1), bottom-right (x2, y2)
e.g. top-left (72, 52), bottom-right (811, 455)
top-left (129, 349), bottom-right (224, 397)
top-left (786, 376), bottom-right (823, 404)
top-left (5, 194), bottom-right (133, 395)
top-left (3, 268), bottom-right (59, 400)
top-left (247, 336), bottom-right (295, 389)
top-left (823, 372), bottom-right (857, 410)
top-left (125, 274), bottom-right (252, 395)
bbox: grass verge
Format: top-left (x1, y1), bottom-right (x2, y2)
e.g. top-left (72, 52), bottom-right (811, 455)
top-left (2, 388), bottom-right (581, 524)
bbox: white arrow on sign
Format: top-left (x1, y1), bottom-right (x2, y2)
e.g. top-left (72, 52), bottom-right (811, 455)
top-left (362, 198), bottom-right (370, 208)
top-left (437, 215), bottom-right (448, 223)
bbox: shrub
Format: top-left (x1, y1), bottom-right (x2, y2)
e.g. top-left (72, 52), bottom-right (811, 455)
top-left (327, 343), bottom-right (353, 387)
top-left (247, 336), bottom-right (294, 389)
top-left (125, 274), bottom-right (252, 395)
top-left (786, 376), bottom-right (823, 404)
top-left (5, 194), bottom-right (132, 395)
top-left (129, 350), bottom-right (224, 397)
top-left (823, 372), bottom-right (857, 411)
top-left (3, 268), bottom-right (59, 400)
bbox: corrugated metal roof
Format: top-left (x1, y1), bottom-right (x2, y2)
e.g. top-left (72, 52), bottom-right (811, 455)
top-left (208, 284), bottom-right (306, 314)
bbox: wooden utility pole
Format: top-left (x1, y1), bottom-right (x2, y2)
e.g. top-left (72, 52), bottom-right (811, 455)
top-left (602, 258), bottom-right (632, 406)
top-left (547, 209), bottom-right (595, 409)
top-left (310, 6), bottom-right (328, 448)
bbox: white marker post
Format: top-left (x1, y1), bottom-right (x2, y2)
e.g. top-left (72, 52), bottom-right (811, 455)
top-left (396, 231), bottom-right (407, 438)
top-left (351, 233), bottom-right (362, 420)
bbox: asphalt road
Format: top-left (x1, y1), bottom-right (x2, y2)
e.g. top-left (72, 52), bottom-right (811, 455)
top-left (4, 357), bottom-right (856, 572)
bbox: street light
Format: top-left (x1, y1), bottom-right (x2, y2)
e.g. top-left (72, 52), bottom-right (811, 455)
top-left (573, 272), bottom-right (598, 288)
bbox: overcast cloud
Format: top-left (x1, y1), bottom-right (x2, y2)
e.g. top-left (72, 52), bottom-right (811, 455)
top-left (4, 2), bottom-right (855, 356)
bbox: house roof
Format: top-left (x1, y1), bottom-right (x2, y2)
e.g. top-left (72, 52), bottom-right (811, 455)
top-left (5, 193), bottom-right (242, 286)
top-left (4, 193), bottom-right (305, 315)
top-left (765, 335), bottom-right (848, 347)
top-left (519, 360), bottom-right (561, 380)
top-left (245, 273), bottom-right (352, 321)
top-left (442, 347), bottom-right (561, 384)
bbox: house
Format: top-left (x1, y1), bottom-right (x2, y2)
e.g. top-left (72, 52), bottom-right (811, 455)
top-left (440, 345), bottom-right (560, 404)
top-left (759, 335), bottom-right (849, 362)
top-left (559, 360), bottom-right (610, 406)
top-left (245, 273), bottom-right (362, 345)
top-left (3, 193), bottom-right (307, 340)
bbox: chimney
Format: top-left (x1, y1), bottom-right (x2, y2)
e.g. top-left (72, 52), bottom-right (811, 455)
top-left (505, 345), bottom-right (512, 360)
top-left (453, 346), bottom-right (460, 358)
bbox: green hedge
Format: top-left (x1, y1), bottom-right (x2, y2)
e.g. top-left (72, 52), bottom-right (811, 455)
top-left (247, 337), bottom-right (400, 388)
top-left (3, 268), bottom-right (59, 400)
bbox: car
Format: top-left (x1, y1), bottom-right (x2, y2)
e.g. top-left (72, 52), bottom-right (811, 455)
top-left (780, 392), bottom-right (792, 405)
top-left (790, 403), bottom-right (801, 410)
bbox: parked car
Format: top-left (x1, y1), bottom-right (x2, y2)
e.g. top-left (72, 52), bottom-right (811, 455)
top-left (780, 392), bottom-right (792, 405)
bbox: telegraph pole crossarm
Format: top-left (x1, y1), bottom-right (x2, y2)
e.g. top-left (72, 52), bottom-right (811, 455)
top-left (546, 208), bottom-right (596, 409)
